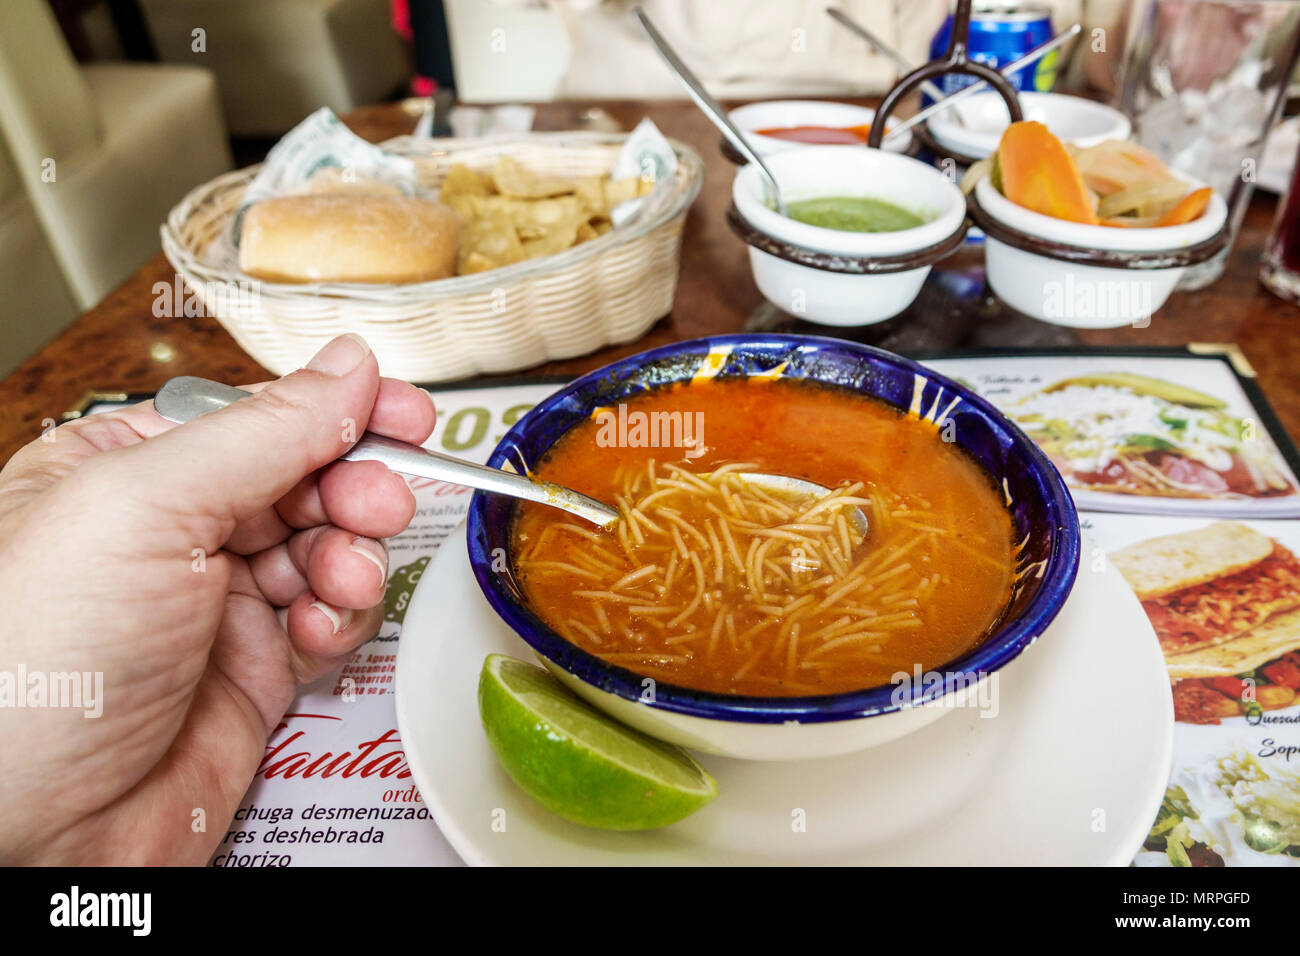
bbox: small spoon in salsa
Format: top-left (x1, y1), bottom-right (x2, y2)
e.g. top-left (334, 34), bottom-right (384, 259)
top-left (634, 7), bottom-right (788, 215)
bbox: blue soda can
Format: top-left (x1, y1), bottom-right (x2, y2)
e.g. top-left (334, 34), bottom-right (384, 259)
top-left (924, 2), bottom-right (1056, 106)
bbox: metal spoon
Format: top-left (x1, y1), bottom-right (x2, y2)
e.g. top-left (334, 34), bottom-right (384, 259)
top-left (153, 376), bottom-right (869, 541)
top-left (155, 376), bottom-right (619, 528)
top-left (633, 6), bottom-right (787, 216)
top-left (734, 472), bottom-right (870, 542)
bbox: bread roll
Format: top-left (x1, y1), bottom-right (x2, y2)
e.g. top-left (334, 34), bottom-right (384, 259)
top-left (239, 194), bottom-right (459, 284)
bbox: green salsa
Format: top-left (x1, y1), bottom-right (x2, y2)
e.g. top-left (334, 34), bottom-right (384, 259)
top-left (786, 196), bottom-right (925, 233)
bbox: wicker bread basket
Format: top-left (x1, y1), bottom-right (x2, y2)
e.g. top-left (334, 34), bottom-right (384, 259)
top-left (161, 132), bottom-right (704, 381)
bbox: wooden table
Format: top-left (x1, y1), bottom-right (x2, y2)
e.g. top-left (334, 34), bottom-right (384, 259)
top-left (2, 98), bottom-right (1298, 467)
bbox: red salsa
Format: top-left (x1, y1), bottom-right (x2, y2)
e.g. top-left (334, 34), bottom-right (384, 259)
top-left (754, 124), bottom-right (873, 145)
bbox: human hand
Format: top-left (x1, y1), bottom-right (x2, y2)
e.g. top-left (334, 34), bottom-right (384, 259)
top-left (0, 334), bottom-right (434, 864)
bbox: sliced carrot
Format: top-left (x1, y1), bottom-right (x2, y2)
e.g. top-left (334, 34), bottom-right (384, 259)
top-left (1154, 186), bottom-right (1212, 227)
top-left (996, 121), bottom-right (1099, 225)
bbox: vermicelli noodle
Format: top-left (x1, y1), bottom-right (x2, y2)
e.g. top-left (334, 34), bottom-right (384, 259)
top-left (511, 378), bottom-right (1016, 696)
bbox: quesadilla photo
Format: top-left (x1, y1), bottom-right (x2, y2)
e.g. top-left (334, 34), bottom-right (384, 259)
top-left (1008, 373), bottom-right (1296, 500)
top-left (1111, 521), bottom-right (1300, 724)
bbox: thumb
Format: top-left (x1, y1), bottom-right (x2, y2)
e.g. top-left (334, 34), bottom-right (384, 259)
top-left (114, 334), bottom-right (381, 535)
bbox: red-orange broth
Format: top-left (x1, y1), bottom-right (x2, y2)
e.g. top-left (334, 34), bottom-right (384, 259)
top-left (511, 378), bottom-right (1015, 696)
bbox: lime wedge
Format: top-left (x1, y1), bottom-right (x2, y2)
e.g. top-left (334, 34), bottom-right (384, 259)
top-left (478, 654), bottom-right (718, 830)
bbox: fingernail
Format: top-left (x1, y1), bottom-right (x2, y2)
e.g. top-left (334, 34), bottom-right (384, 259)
top-left (348, 536), bottom-right (388, 586)
top-left (310, 600), bottom-right (353, 635)
top-left (307, 333), bottom-right (370, 376)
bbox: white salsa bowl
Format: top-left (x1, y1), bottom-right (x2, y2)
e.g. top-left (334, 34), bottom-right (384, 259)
top-left (731, 146), bottom-right (967, 326)
top-left (928, 92), bottom-right (1131, 160)
top-left (973, 176), bottom-right (1228, 328)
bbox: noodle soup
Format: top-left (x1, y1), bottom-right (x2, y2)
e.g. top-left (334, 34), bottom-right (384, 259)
top-left (510, 378), bottom-right (1015, 697)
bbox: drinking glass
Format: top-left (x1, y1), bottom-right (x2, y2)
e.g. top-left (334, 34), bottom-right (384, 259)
top-left (1116, 0), bottom-right (1300, 288)
top-left (1259, 134), bottom-right (1300, 303)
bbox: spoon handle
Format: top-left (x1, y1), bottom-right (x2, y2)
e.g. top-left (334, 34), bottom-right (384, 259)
top-left (633, 6), bottom-right (788, 215)
top-left (825, 8), bottom-right (948, 106)
top-left (153, 376), bottom-right (621, 529)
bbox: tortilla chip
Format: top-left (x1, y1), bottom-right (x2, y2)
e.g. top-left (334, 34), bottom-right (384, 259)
top-left (440, 164), bottom-right (493, 204)
top-left (522, 218), bottom-right (582, 259)
top-left (492, 156), bottom-right (577, 199)
top-left (468, 195), bottom-right (585, 240)
top-left (1111, 521), bottom-right (1274, 600)
top-left (444, 193), bottom-right (480, 222)
top-left (459, 251), bottom-right (500, 275)
top-left (457, 210), bottom-right (524, 274)
top-left (604, 177), bottom-right (640, 207)
top-left (459, 194), bottom-right (512, 223)
top-left (573, 177), bottom-right (607, 218)
top-left (443, 158), bottom-right (627, 274)
top-left (516, 196), bottom-right (585, 236)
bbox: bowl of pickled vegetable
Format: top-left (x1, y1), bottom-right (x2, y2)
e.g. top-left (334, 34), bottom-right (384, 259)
top-left (729, 145), bottom-right (967, 326)
top-left (965, 121), bottom-right (1228, 328)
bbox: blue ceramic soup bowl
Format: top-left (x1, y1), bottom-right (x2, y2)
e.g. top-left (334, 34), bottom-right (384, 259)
top-left (467, 334), bottom-right (1079, 760)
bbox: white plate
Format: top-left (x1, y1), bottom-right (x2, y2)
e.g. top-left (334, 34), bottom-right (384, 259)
top-left (396, 524), bottom-right (1173, 865)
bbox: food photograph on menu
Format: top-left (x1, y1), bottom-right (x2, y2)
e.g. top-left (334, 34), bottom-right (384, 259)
top-left (1115, 522), bottom-right (1300, 724)
top-left (1011, 376), bottom-right (1296, 502)
top-left (925, 354), bottom-right (1300, 516)
top-left (1085, 513), bottom-right (1300, 869)
top-left (1, 0), bottom-right (1300, 923)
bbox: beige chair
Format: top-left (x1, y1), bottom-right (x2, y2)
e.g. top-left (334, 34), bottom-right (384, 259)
top-left (0, 134), bottom-right (78, 378)
top-left (140, 0), bottom-right (409, 136)
top-left (0, 0), bottom-right (232, 331)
